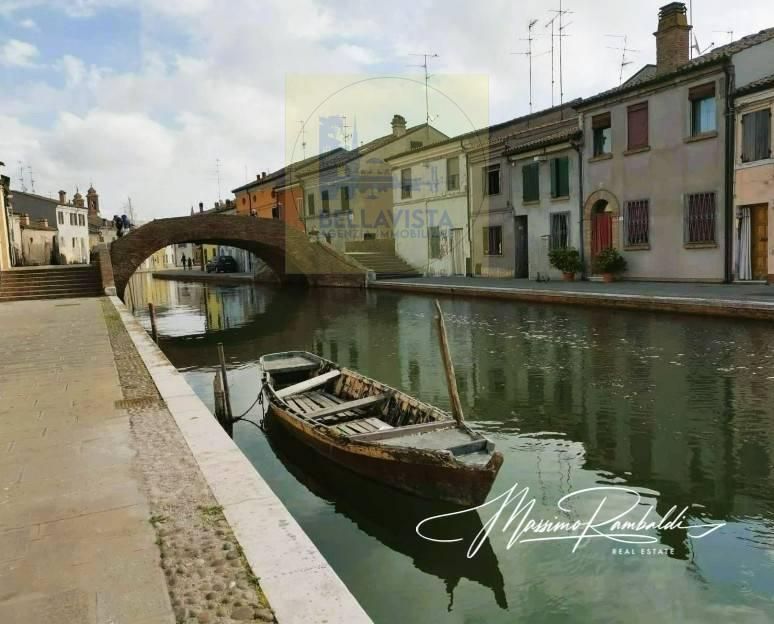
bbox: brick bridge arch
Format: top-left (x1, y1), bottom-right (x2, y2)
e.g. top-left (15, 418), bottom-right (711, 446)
top-left (109, 214), bottom-right (366, 300)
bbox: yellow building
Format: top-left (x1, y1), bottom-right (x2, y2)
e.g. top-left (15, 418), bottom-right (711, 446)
top-left (1, 169), bottom-right (13, 270)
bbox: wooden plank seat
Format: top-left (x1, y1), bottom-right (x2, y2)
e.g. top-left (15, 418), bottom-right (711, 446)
top-left (275, 370), bottom-right (340, 399)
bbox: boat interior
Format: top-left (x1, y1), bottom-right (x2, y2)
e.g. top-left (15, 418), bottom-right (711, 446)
top-left (262, 351), bottom-right (494, 464)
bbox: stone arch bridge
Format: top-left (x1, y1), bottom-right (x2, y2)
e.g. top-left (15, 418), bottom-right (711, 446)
top-left (104, 214), bottom-right (366, 300)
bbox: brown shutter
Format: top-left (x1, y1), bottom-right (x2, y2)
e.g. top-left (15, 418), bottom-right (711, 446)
top-left (592, 112), bottom-right (611, 129)
top-left (627, 102), bottom-right (649, 150)
top-left (689, 83), bottom-right (715, 100)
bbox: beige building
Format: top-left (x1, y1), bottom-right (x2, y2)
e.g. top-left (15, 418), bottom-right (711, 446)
top-left (300, 115), bottom-right (447, 252)
top-left (733, 77), bottom-right (774, 283)
top-left (11, 213), bottom-right (57, 265)
top-left (578, 3), bottom-right (774, 282)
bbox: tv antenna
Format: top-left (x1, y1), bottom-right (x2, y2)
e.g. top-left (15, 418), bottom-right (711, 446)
top-left (512, 19), bottom-right (541, 114)
top-left (297, 120), bottom-right (307, 159)
top-left (606, 35), bottom-right (640, 86)
top-left (27, 165), bottom-right (35, 193)
top-left (547, 0), bottom-right (572, 108)
top-left (691, 33), bottom-right (714, 57)
top-left (215, 158), bottom-right (222, 203)
top-left (713, 29), bottom-right (734, 44)
top-left (17, 161), bottom-right (27, 192)
top-left (337, 115), bottom-right (351, 150)
top-left (409, 52), bottom-right (440, 127)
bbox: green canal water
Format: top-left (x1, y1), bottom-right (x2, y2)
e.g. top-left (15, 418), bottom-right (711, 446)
top-left (127, 273), bottom-right (774, 624)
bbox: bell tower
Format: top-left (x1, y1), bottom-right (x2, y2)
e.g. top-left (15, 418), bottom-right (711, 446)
top-left (86, 185), bottom-right (99, 216)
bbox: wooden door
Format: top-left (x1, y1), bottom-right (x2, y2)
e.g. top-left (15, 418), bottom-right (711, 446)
top-left (751, 204), bottom-right (769, 280)
top-left (592, 212), bottom-right (612, 260)
top-left (514, 216), bottom-right (528, 278)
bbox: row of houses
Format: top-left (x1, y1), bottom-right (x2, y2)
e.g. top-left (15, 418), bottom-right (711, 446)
top-left (0, 181), bottom-right (118, 268)
top-left (233, 3), bottom-right (774, 284)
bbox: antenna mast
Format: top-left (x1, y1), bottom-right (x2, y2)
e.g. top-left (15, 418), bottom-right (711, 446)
top-left (606, 35), bottom-right (640, 86)
top-left (17, 161), bottom-right (27, 192)
top-left (549, 0), bottom-right (572, 108)
top-left (27, 165), bottom-right (35, 193)
top-left (215, 158), bottom-right (222, 203)
top-left (297, 120), bottom-right (307, 159)
top-left (409, 52), bottom-right (439, 128)
top-left (513, 19), bottom-right (540, 114)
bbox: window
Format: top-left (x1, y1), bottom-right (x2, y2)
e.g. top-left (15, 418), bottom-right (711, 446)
top-left (57, 211), bottom-right (64, 225)
top-left (624, 199), bottom-right (650, 247)
top-left (78, 213), bottom-right (85, 226)
top-left (550, 212), bottom-right (570, 249)
top-left (401, 168), bottom-right (412, 199)
top-left (482, 226), bottom-right (503, 255)
top-left (410, 141), bottom-right (423, 149)
top-left (446, 157), bottom-right (460, 191)
top-left (321, 190), bottom-right (330, 214)
top-left (341, 185), bottom-right (350, 211)
top-left (69, 213), bottom-right (77, 226)
top-left (550, 157), bottom-right (570, 198)
top-left (429, 226), bottom-right (442, 259)
top-left (72, 237), bottom-right (76, 248)
top-left (307, 193), bottom-right (315, 216)
top-left (271, 203), bottom-right (281, 219)
top-left (685, 192), bottom-right (716, 244)
top-left (690, 83), bottom-right (716, 135)
top-left (483, 164), bottom-right (500, 195)
top-left (522, 163), bottom-right (540, 202)
top-left (592, 113), bottom-right (612, 156)
top-left (741, 109), bottom-right (772, 163)
top-left (627, 102), bottom-right (649, 150)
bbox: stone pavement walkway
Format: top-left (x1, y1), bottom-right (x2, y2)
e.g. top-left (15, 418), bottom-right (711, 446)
top-left (0, 298), bottom-right (174, 623)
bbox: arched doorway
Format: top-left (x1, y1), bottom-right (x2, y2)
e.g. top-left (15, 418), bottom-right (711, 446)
top-left (591, 200), bottom-right (613, 259)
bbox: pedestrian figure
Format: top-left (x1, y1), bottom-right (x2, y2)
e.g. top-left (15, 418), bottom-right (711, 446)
top-left (121, 214), bottom-right (131, 233)
top-left (113, 215), bottom-right (124, 237)
top-left (181, 252), bottom-right (187, 268)
top-left (187, 257), bottom-right (193, 270)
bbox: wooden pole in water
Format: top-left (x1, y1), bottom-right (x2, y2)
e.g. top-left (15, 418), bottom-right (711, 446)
top-left (217, 342), bottom-right (234, 423)
top-left (434, 299), bottom-right (464, 425)
top-left (213, 370), bottom-right (233, 437)
top-left (148, 302), bottom-right (158, 343)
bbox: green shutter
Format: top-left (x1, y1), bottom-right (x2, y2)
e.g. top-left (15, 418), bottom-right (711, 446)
top-left (550, 159), bottom-right (557, 198)
top-left (522, 164), bottom-right (539, 202)
top-left (559, 157), bottom-right (569, 197)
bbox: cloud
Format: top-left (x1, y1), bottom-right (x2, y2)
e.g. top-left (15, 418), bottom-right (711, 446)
top-left (19, 18), bottom-right (38, 29)
top-left (0, 39), bottom-right (40, 68)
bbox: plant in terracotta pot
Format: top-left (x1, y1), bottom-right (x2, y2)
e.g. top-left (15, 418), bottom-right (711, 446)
top-left (593, 247), bottom-right (627, 282)
top-left (548, 246), bottom-right (583, 281)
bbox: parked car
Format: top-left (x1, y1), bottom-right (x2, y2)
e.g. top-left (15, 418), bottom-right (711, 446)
top-left (206, 255), bottom-right (239, 273)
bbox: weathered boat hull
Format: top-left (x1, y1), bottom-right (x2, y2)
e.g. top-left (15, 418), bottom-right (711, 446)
top-left (265, 402), bottom-right (503, 507)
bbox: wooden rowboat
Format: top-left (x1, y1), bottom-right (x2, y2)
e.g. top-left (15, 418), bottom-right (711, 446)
top-left (260, 351), bottom-right (503, 506)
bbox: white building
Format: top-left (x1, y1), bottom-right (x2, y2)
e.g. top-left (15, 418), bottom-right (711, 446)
top-left (387, 142), bottom-right (470, 276)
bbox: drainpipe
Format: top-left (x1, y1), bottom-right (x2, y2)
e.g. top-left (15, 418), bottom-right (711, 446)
top-left (571, 138), bottom-right (586, 278)
top-left (463, 140), bottom-right (473, 276)
top-left (723, 61), bottom-right (735, 284)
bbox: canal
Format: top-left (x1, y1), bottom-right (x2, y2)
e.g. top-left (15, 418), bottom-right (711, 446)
top-left (127, 273), bottom-right (774, 624)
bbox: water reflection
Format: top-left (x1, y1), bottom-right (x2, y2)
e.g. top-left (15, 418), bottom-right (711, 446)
top-left (129, 273), bottom-right (774, 623)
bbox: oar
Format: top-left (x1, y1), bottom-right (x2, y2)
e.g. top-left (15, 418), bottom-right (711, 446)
top-left (434, 299), bottom-right (465, 426)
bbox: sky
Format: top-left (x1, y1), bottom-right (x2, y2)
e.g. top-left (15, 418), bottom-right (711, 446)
top-left (0, 0), bottom-right (771, 221)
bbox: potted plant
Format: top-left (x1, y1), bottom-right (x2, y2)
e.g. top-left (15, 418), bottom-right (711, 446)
top-left (548, 246), bottom-right (583, 281)
top-left (593, 247), bottom-right (627, 282)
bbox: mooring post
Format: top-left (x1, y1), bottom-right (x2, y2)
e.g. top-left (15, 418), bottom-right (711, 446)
top-left (213, 369), bottom-right (233, 437)
top-left (148, 302), bottom-right (158, 343)
top-left (217, 342), bottom-right (234, 423)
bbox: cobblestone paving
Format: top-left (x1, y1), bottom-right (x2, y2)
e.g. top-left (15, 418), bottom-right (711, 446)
top-left (101, 300), bottom-right (275, 624)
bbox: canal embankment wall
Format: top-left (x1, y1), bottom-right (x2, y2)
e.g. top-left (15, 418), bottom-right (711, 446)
top-left (369, 278), bottom-right (774, 321)
top-left (108, 295), bottom-right (373, 624)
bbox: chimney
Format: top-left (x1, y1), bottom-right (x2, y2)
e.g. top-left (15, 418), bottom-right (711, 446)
top-left (19, 213), bottom-right (30, 227)
top-left (198, 202), bottom-right (204, 213)
top-left (37, 217), bottom-right (48, 228)
top-left (654, 2), bottom-right (692, 75)
top-left (391, 114), bottom-right (407, 137)
top-left (261, 171), bottom-right (267, 179)
top-left (58, 190), bottom-right (67, 204)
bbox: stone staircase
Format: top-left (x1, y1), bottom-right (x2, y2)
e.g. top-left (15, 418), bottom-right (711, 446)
top-left (0, 265), bottom-right (103, 302)
top-left (345, 251), bottom-right (422, 280)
